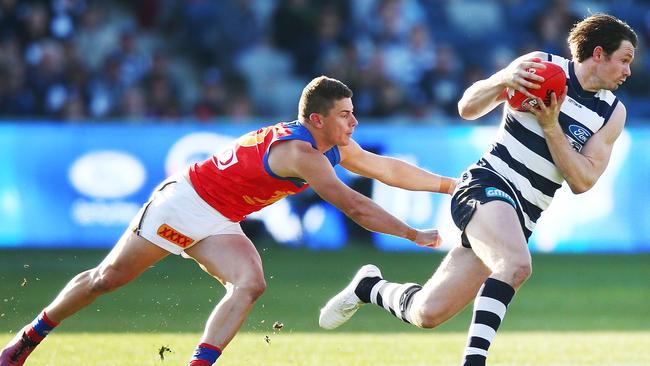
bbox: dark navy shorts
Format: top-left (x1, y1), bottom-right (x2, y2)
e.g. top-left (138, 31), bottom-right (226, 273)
top-left (450, 166), bottom-right (526, 248)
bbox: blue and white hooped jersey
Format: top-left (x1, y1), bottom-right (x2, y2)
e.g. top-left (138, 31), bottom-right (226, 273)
top-left (478, 52), bottom-right (619, 236)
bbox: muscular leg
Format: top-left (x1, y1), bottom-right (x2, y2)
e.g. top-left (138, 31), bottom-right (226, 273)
top-left (319, 237), bottom-right (491, 330)
top-left (46, 231), bottom-right (171, 322)
top-left (465, 201), bottom-right (531, 288)
top-left (0, 231), bottom-right (169, 366)
top-left (460, 200), bottom-right (531, 366)
top-left (320, 202), bottom-right (526, 336)
top-left (409, 246), bottom-right (491, 328)
top-left (184, 234), bottom-right (266, 350)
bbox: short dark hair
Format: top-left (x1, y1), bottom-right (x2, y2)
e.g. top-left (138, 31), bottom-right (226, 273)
top-left (298, 76), bottom-right (353, 123)
top-left (568, 14), bottom-right (638, 62)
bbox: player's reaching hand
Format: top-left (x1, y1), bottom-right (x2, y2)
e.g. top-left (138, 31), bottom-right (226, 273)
top-left (412, 228), bottom-right (442, 249)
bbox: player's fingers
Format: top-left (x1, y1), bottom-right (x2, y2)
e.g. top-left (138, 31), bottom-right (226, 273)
top-left (528, 61), bottom-right (546, 70)
top-left (558, 86), bottom-right (568, 102)
top-left (522, 79), bottom-right (542, 90)
top-left (519, 86), bottom-right (538, 99)
top-left (525, 73), bottom-right (545, 84)
top-left (423, 240), bottom-right (440, 249)
top-left (515, 73), bottom-right (541, 89)
top-left (523, 99), bottom-right (540, 114)
top-left (431, 232), bottom-right (442, 248)
top-left (549, 91), bottom-right (558, 107)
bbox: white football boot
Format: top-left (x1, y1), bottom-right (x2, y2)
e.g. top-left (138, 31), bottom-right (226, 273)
top-left (319, 264), bottom-right (382, 330)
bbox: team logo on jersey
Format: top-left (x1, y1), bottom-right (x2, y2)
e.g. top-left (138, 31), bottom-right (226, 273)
top-left (569, 124), bottom-right (591, 144)
top-left (214, 147), bottom-right (238, 170)
top-left (157, 224), bottom-right (194, 248)
top-left (485, 187), bottom-right (516, 208)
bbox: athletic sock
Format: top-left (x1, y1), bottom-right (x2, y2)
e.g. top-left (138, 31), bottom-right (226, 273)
top-left (189, 342), bottom-right (222, 366)
top-left (356, 277), bottom-right (422, 324)
top-left (25, 311), bottom-right (59, 343)
top-left (462, 278), bottom-right (516, 366)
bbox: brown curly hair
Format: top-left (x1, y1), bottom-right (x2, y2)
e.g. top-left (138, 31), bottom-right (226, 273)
top-left (568, 14), bottom-right (637, 62)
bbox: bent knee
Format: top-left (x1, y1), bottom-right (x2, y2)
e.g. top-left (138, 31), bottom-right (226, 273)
top-left (88, 269), bottom-right (129, 294)
top-left (412, 306), bottom-right (447, 329)
top-left (231, 276), bottom-right (267, 302)
top-left (500, 261), bottom-right (532, 288)
top-left (512, 262), bottom-right (532, 285)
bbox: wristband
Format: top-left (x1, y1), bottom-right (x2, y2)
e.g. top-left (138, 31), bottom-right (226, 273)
top-left (406, 228), bottom-right (417, 241)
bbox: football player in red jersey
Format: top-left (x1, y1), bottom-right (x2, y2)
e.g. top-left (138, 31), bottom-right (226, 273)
top-left (0, 76), bottom-right (456, 366)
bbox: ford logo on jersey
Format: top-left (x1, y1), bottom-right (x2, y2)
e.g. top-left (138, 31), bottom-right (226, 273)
top-left (569, 124), bottom-right (591, 144)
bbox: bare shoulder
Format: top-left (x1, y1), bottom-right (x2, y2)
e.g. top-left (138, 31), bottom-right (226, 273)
top-left (271, 138), bottom-right (316, 158)
top-left (268, 139), bottom-right (322, 177)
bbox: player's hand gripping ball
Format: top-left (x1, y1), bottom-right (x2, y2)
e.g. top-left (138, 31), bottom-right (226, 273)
top-left (507, 60), bottom-right (566, 112)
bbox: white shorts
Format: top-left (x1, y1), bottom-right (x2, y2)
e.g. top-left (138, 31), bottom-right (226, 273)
top-left (129, 173), bottom-right (245, 255)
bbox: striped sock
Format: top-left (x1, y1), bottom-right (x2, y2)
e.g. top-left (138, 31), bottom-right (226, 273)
top-left (356, 277), bottom-right (422, 324)
top-left (189, 342), bottom-right (222, 366)
top-left (462, 278), bottom-right (515, 366)
top-left (25, 311), bottom-right (59, 343)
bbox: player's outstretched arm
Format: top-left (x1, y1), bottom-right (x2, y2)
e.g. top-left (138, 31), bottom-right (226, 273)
top-left (338, 140), bottom-right (456, 194)
top-left (269, 140), bottom-right (442, 248)
top-left (458, 51), bottom-right (547, 120)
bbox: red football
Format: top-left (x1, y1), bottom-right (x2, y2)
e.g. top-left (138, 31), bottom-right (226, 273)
top-left (506, 60), bottom-right (566, 112)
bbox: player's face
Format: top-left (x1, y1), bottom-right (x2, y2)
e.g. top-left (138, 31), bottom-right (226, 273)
top-left (597, 40), bottom-right (634, 90)
top-left (323, 98), bottom-right (357, 146)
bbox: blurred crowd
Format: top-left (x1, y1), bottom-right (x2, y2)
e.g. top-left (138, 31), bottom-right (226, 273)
top-left (1, 0), bottom-right (649, 124)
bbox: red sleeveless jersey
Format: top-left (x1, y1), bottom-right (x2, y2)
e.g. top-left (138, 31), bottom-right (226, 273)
top-left (188, 121), bottom-right (341, 222)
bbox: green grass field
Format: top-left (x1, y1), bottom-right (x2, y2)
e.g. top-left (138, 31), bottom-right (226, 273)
top-left (1, 332), bottom-right (648, 366)
top-left (1, 245), bottom-right (649, 365)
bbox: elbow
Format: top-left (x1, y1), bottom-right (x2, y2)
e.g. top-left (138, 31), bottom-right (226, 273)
top-left (569, 185), bottom-right (589, 195)
top-left (457, 101), bottom-right (479, 120)
top-left (457, 98), bottom-right (489, 120)
top-left (568, 179), bottom-right (595, 194)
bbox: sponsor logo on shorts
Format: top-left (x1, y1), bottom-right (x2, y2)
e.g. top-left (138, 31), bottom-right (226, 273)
top-left (485, 187), bottom-right (516, 208)
top-left (157, 224), bottom-right (194, 248)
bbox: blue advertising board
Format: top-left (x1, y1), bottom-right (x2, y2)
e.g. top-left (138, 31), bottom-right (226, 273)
top-left (0, 122), bottom-right (648, 253)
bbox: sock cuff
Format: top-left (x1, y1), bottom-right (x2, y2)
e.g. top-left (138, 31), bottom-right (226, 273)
top-left (41, 311), bottom-right (59, 327)
top-left (30, 311), bottom-right (58, 338)
top-left (198, 342), bottom-right (222, 354)
top-left (191, 342), bottom-right (222, 365)
top-left (189, 361), bottom-right (211, 366)
top-left (355, 276), bottom-right (382, 303)
top-left (482, 278), bottom-right (515, 305)
top-left (399, 284), bottom-right (422, 313)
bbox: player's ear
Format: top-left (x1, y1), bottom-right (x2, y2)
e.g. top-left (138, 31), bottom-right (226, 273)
top-left (309, 112), bottom-right (324, 128)
top-left (593, 46), bottom-right (604, 61)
